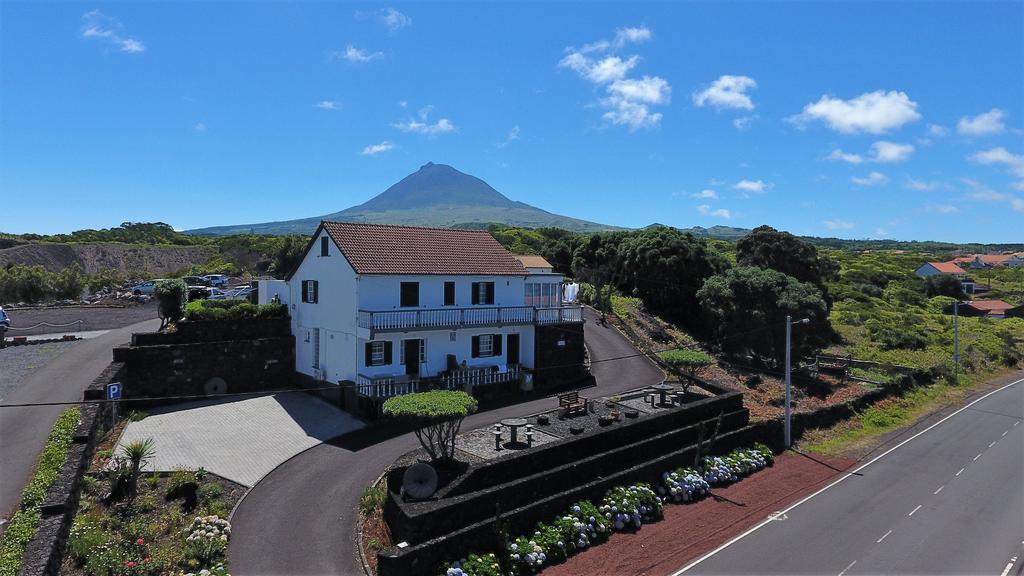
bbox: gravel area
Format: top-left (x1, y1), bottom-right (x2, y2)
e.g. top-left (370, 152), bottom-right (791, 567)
top-left (0, 340), bottom-right (79, 401)
top-left (2, 302), bottom-right (157, 337)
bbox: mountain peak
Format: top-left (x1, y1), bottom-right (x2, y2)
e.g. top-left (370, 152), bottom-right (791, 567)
top-left (349, 162), bottom-right (514, 212)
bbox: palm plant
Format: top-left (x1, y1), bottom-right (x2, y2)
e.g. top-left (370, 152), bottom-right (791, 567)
top-left (119, 438), bottom-right (156, 502)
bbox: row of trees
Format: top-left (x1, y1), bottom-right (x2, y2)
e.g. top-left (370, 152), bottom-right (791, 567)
top-left (0, 263), bottom-right (126, 303)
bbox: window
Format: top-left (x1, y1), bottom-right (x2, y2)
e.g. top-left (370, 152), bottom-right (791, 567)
top-left (400, 282), bottom-right (420, 307)
top-left (444, 281), bottom-right (456, 306)
top-left (365, 341), bottom-right (392, 367)
top-left (301, 280), bottom-right (319, 303)
top-left (320, 236), bottom-right (330, 257)
top-left (312, 329), bottom-right (320, 369)
top-left (472, 334), bottom-right (503, 358)
top-left (471, 282), bottom-right (495, 305)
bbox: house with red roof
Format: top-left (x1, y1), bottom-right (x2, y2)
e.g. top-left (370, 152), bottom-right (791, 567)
top-left (950, 253), bottom-right (1024, 269)
top-left (956, 299), bottom-right (1022, 319)
top-left (915, 261), bottom-right (977, 294)
top-left (259, 222), bottom-right (585, 402)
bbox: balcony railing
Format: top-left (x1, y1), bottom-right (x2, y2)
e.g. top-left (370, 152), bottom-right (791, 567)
top-left (357, 305), bottom-right (582, 332)
top-left (356, 365), bottom-right (523, 399)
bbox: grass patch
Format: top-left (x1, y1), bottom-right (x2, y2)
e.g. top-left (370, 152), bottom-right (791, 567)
top-left (0, 407), bottom-right (80, 576)
top-left (610, 295), bottom-right (642, 319)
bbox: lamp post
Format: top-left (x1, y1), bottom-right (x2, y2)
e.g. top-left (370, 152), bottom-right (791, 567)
top-left (953, 301), bottom-right (959, 382)
top-left (785, 315), bottom-right (810, 449)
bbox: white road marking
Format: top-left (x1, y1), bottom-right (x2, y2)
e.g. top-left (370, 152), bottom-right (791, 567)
top-left (671, 376), bottom-right (1024, 575)
top-left (1003, 430), bottom-right (1009, 437)
top-left (838, 560), bottom-right (857, 576)
top-left (973, 453), bottom-right (982, 461)
top-left (1000, 556), bottom-right (1017, 576)
top-left (956, 467), bottom-right (965, 476)
top-left (1015, 420), bottom-right (1020, 426)
top-left (934, 485), bottom-right (944, 495)
top-left (989, 441), bottom-right (997, 448)
top-left (877, 530), bottom-right (892, 543)
top-left (908, 504), bottom-right (922, 516)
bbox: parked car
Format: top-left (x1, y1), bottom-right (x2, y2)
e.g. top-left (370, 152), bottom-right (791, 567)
top-left (183, 276), bottom-right (212, 287)
top-left (204, 274), bottom-right (229, 287)
top-left (131, 280), bottom-right (162, 295)
top-left (205, 288), bottom-right (229, 300)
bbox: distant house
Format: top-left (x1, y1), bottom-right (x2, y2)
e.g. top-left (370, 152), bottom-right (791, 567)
top-left (916, 262), bottom-right (976, 294)
top-left (956, 299), bottom-right (1021, 319)
top-left (259, 222), bottom-right (585, 402)
top-left (950, 253), bottom-right (1024, 269)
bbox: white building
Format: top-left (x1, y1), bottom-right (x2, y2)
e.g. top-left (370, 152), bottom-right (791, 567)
top-left (915, 261), bottom-right (976, 294)
top-left (260, 222), bottom-right (584, 401)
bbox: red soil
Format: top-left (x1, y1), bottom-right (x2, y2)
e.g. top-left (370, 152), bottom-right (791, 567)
top-left (541, 451), bottom-right (855, 576)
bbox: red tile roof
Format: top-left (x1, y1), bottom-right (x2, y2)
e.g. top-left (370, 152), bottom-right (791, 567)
top-left (962, 299), bottom-right (1014, 312)
top-left (320, 221), bottom-right (528, 276)
top-left (514, 255), bottom-right (554, 269)
top-left (928, 262), bottom-right (967, 274)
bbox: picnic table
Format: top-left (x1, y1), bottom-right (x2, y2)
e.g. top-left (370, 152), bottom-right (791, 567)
top-left (651, 383), bottom-right (675, 406)
top-left (500, 417), bottom-right (528, 444)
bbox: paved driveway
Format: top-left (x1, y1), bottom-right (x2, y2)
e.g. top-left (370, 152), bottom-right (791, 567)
top-left (116, 393), bottom-right (364, 487)
top-left (229, 307), bottom-right (664, 575)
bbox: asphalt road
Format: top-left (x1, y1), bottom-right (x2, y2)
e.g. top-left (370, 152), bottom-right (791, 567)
top-left (229, 307), bottom-right (664, 575)
top-left (678, 371), bottom-right (1024, 576)
top-left (0, 318), bottom-right (161, 527)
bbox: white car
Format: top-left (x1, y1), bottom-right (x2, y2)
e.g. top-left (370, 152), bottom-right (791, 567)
top-left (131, 280), bottom-right (163, 295)
top-left (205, 288), bottom-right (229, 300)
top-left (204, 274), bottom-right (229, 287)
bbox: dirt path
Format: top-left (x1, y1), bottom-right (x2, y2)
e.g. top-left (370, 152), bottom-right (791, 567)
top-left (542, 451), bottom-right (854, 576)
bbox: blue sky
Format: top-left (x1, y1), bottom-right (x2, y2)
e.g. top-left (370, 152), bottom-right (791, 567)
top-left (2, 1), bottom-right (1022, 243)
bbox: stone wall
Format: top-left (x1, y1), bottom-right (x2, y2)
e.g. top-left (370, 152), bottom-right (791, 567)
top-left (112, 318), bottom-right (295, 406)
top-left (17, 366), bottom-right (116, 576)
top-left (533, 323), bottom-right (587, 389)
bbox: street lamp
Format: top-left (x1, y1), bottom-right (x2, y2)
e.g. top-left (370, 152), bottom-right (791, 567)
top-left (785, 315), bottom-right (810, 449)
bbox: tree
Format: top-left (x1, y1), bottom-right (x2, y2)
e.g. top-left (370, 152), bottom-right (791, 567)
top-left (268, 236), bottom-right (306, 279)
top-left (118, 438), bottom-right (156, 503)
top-left (697, 266), bottom-right (831, 367)
top-left (382, 391), bottom-right (478, 465)
top-left (924, 274), bottom-right (965, 298)
top-left (572, 232), bottom-right (628, 319)
top-left (617, 226), bottom-right (731, 325)
top-left (736, 225), bottom-right (839, 289)
top-left (154, 278), bottom-right (187, 330)
top-left (659, 348), bottom-right (714, 393)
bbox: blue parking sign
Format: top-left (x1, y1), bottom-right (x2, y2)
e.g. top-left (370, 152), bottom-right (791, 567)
top-left (106, 382), bottom-right (122, 401)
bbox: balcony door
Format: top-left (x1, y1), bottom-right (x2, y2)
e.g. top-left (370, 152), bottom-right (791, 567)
top-left (403, 339), bottom-right (422, 376)
top-left (507, 334), bottom-right (520, 366)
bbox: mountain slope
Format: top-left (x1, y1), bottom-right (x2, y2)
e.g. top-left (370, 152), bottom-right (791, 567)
top-left (188, 163), bottom-right (619, 235)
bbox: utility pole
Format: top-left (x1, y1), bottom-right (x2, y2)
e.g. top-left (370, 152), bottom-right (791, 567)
top-left (784, 316), bottom-right (810, 449)
top-left (953, 301), bottom-right (959, 382)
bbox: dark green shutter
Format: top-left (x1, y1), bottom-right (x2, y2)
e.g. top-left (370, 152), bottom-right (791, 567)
top-left (364, 342), bottom-right (372, 366)
top-left (301, 281), bottom-right (308, 303)
top-left (486, 282), bottom-right (494, 304)
top-left (471, 282), bottom-right (480, 305)
top-left (471, 336), bottom-right (480, 358)
top-left (493, 334), bottom-right (502, 356)
top-left (312, 281), bottom-right (319, 303)
top-left (384, 341), bottom-right (393, 364)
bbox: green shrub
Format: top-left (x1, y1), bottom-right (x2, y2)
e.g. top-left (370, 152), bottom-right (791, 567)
top-left (183, 299), bottom-right (287, 322)
top-left (155, 278), bottom-right (188, 329)
top-left (67, 516), bottom-right (108, 565)
top-left (165, 469), bottom-right (197, 500)
top-left (659, 349), bottom-right (714, 380)
top-left (383, 391), bottom-right (478, 463)
top-left (359, 484), bottom-right (386, 515)
top-left (198, 482), bottom-right (223, 504)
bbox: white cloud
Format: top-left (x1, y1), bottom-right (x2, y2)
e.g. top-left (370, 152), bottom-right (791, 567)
top-left (733, 115), bottom-right (757, 131)
top-left (927, 124), bottom-right (948, 137)
top-left (559, 27), bottom-right (669, 130)
top-left (851, 171), bottom-right (889, 186)
top-left (1013, 181), bottom-right (1024, 192)
top-left (823, 219), bottom-right (855, 230)
top-left (360, 141), bottom-right (395, 155)
top-left (697, 204), bottom-right (731, 219)
top-left (313, 100), bottom-right (341, 111)
top-left (80, 10), bottom-right (145, 53)
top-left (692, 75), bottom-right (757, 110)
top-left (826, 149), bottom-right (864, 164)
top-left (870, 141), bottom-right (914, 163)
top-left (1012, 198), bottom-right (1024, 212)
top-left (873, 227), bottom-right (890, 238)
top-left (393, 118), bottom-right (455, 134)
top-left (789, 90), bottom-right (921, 134)
top-left (957, 108), bottom-right (1007, 137)
top-left (928, 204), bottom-right (960, 214)
top-left (496, 125), bottom-right (520, 148)
top-left (905, 177), bottom-right (940, 191)
top-left (734, 179), bottom-right (772, 193)
top-left (336, 45), bottom-right (383, 63)
top-left (962, 178), bottom-right (1024, 212)
top-left (380, 7), bottom-right (411, 31)
top-left (690, 189), bottom-right (719, 200)
top-left (969, 147), bottom-right (1024, 177)
top-left (193, 122), bottom-right (206, 132)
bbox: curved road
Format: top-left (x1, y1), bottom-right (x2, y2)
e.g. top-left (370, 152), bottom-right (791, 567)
top-left (0, 318), bottom-right (161, 526)
top-left (229, 307), bottom-right (663, 575)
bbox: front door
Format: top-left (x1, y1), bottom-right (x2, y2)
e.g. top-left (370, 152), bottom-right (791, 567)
top-left (404, 339), bottom-right (421, 376)
top-left (507, 334), bottom-right (520, 366)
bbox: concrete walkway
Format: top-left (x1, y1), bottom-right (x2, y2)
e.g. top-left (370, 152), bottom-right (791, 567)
top-left (116, 393), bottom-right (364, 487)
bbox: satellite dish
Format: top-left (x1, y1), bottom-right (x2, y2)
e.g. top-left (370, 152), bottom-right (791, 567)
top-left (204, 377), bottom-right (227, 396)
top-left (403, 463), bottom-right (438, 500)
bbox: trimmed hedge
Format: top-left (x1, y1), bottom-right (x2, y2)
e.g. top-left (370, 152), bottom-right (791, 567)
top-left (382, 391), bottom-right (478, 422)
top-left (0, 407), bottom-right (81, 576)
top-left (183, 299), bottom-right (287, 322)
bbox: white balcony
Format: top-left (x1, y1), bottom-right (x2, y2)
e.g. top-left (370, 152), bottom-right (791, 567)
top-left (356, 365), bottom-right (524, 399)
top-left (357, 305), bottom-right (582, 333)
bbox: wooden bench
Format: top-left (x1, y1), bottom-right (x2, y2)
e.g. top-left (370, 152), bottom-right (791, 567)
top-left (558, 391), bottom-right (588, 416)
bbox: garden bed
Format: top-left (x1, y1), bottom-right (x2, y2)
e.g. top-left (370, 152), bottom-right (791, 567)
top-left (60, 424), bottom-right (244, 576)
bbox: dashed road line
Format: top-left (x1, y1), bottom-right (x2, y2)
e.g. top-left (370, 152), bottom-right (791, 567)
top-left (877, 530), bottom-right (892, 543)
top-left (1015, 420), bottom-right (1020, 426)
top-left (934, 485), bottom-right (944, 495)
top-left (838, 560), bottom-right (857, 576)
top-left (1000, 555), bottom-right (1018, 576)
top-left (908, 504), bottom-right (922, 516)
top-left (1003, 430), bottom-right (1009, 437)
top-left (956, 467), bottom-right (965, 476)
top-left (973, 453), bottom-right (982, 461)
top-left (989, 441), bottom-right (997, 448)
